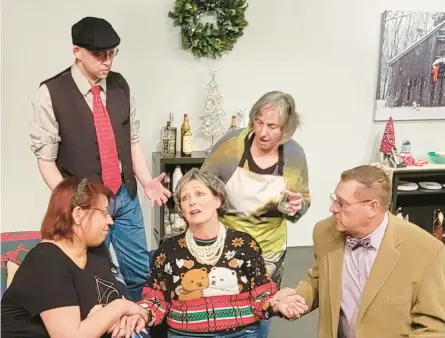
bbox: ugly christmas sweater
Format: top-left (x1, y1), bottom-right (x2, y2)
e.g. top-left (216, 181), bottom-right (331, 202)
top-left (138, 228), bottom-right (278, 334)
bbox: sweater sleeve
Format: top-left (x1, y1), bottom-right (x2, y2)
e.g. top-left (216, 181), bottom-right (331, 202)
top-left (243, 236), bottom-right (278, 320)
top-left (283, 141), bottom-right (311, 223)
top-left (201, 129), bottom-right (245, 183)
top-left (137, 243), bottom-right (173, 326)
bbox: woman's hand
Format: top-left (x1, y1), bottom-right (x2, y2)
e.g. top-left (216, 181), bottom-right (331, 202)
top-left (286, 191), bottom-right (303, 216)
top-left (121, 299), bottom-right (150, 322)
top-left (88, 304), bottom-right (103, 317)
top-left (109, 314), bottom-right (148, 338)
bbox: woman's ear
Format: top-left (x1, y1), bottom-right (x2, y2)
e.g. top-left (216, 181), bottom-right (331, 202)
top-left (72, 206), bottom-right (84, 226)
top-left (214, 196), bottom-right (222, 210)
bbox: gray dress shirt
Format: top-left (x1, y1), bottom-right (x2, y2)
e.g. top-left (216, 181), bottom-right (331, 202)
top-left (30, 64), bottom-right (140, 161)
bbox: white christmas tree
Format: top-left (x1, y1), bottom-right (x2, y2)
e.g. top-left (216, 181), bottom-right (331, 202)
top-left (197, 69), bottom-right (226, 151)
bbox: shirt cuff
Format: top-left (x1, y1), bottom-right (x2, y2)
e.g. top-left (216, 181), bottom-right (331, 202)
top-left (31, 143), bottom-right (59, 161)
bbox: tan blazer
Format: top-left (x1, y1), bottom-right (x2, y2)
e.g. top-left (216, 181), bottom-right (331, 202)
top-left (296, 213), bottom-right (445, 338)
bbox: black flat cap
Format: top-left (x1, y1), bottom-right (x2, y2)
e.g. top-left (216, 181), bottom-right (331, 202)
top-left (72, 17), bottom-right (120, 51)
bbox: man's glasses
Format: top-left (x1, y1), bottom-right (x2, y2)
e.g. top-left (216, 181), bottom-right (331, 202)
top-left (330, 194), bottom-right (372, 209)
top-left (90, 48), bottom-right (119, 60)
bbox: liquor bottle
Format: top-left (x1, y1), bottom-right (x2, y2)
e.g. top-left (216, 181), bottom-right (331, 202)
top-left (432, 209), bottom-right (444, 241)
top-left (161, 121), bottom-right (172, 156)
top-left (172, 166), bottom-right (183, 192)
top-left (228, 115), bottom-right (237, 131)
top-left (168, 112), bottom-right (177, 155)
top-left (161, 113), bottom-right (177, 157)
top-left (180, 114), bottom-right (188, 139)
top-left (181, 116), bottom-right (192, 157)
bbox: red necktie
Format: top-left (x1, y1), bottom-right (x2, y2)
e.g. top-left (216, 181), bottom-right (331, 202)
top-left (91, 85), bottom-right (121, 193)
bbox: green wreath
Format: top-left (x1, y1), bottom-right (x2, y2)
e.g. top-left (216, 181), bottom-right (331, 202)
top-left (168, 0), bottom-right (248, 58)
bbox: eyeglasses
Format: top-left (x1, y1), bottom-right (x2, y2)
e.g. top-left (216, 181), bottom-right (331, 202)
top-left (90, 48), bottom-right (119, 60)
top-left (89, 207), bottom-right (110, 217)
top-left (330, 194), bottom-right (372, 209)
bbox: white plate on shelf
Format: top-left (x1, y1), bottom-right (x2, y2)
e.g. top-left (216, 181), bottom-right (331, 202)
top-left (397, 182), bottom-right (419, 191)
top-left (419, 182), bottom-right (443, 190)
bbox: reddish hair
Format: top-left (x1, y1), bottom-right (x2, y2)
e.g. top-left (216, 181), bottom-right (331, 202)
top-left (41, 177), bottom-right (114, 241)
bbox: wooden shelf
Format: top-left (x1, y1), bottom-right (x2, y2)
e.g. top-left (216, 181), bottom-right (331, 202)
top-left (152, 151), bottom-right (208, 165)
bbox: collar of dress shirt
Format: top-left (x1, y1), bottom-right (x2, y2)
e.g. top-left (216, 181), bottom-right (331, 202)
top-left (71, 63), bottom-right (107, 96)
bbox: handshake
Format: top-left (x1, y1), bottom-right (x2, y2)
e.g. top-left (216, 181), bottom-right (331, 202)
top-left (270, 287), bottom-right (308, 320)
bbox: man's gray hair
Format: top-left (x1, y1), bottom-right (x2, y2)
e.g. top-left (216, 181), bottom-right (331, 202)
top-left (248, 91), bottom-right (301, 141)
top-left (173, 168), bottom-right (229, 218)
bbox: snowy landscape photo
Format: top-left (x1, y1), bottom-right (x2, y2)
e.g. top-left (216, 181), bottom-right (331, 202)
top-left (374, 10), bottom-right (445, 121)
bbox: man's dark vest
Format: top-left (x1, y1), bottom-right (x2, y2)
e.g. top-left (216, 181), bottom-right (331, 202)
top-left (42, 68), bottom-right (137, 198)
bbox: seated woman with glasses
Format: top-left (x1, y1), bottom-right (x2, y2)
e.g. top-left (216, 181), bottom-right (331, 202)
top-left (1, 177), bottom-right (150, 338)
top-left (111, 169), bottom-right (305, 338)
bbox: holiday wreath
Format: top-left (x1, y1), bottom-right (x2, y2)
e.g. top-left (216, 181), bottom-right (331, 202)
top-left (168, 0), bottom-right (248, 58)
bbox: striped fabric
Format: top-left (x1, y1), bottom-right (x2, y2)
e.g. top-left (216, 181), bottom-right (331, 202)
top-left (91, 85), bottom-right (121, 193)
top-left (139, 283), bottom-right (276, 333)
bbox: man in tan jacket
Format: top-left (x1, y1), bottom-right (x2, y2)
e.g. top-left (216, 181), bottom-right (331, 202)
top-left (273, 165), bottom-right (445, 337)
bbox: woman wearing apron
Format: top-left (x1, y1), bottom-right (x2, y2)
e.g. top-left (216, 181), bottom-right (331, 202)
top-left (201, 91), bottom-right (311, 338)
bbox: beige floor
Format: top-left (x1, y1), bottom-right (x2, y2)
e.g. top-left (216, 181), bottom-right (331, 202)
top-left (269, 246), bottom-right (318, 338)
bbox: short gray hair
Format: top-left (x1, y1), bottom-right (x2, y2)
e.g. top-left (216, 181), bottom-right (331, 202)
top-left (173, 168), bottom-right (229, 218)
top-left (248, 91), bottom-right (301, 141)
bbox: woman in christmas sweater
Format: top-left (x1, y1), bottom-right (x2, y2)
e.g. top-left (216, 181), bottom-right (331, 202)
top-left (136, 169), bottom-right (306, 338)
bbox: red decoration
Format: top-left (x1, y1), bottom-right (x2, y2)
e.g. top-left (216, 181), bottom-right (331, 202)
top-left (399, 152), bottom-right (428, 167)
top-left (380, 117), bottom-right (396, 154)
top-left (432, 66), bottom-right (439, 82)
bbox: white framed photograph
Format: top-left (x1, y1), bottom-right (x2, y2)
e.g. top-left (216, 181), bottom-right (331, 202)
top-left (374, 10), bottom-right (445, 121)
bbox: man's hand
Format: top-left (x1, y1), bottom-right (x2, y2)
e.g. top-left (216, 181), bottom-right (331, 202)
top-left (143, 172), bottom-right (171, 207)
top-left (270, 287), bottom-right (298, 306)
top-left (272, 294), bottom-right (308, 320)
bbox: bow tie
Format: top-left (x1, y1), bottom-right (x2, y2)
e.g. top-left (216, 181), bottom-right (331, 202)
top-left (346, 236), bottom-right (373, 251)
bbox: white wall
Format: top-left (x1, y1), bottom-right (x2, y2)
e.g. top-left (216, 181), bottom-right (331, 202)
top-left (1, 0), bottom-right (444, 248)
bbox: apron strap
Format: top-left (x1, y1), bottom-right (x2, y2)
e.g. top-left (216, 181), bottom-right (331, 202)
top-left (277, 144), bottom-right (284, 176)
top-left (240, 132), bottom-right (285, 176)
top-left (239, 132), bottom-right (253, 168)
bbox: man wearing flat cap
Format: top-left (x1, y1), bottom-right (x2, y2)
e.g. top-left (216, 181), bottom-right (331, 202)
top-left (30, 17), bottom-right (170, 300)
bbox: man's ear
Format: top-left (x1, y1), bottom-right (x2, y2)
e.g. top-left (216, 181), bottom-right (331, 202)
top-left (73, 46), bottom-right (83, 60)
top-left (368, 199), bottom-right (379, 218)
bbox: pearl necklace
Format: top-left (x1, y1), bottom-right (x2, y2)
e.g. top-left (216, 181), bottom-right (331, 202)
top-left (185, 223), bottom-right (226, 266)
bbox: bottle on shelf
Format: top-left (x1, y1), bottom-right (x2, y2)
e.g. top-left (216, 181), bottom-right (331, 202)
top-left (161, 113), bottom-right (176, 157)
top-left (172, 166), bottom-right (183, 193)
top-left (432, 208), bottom-right (444, 241)
top-left (228, 115), bottom-right (237, 131)
top-left (181, 115), bottom-right (192, 157)
top-left (180, 114), bottom-right (187, 140)
top-left (163, 172), bottom-right (171, 193)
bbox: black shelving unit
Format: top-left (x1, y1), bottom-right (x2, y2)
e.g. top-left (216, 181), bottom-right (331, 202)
top-left (151, 151), bottom-right (207, 246)
top-left (390, 165), bottom-right (445, 243)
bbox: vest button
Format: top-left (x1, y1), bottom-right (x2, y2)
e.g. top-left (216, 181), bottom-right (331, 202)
top-left (96, 155), bottom-right (100, 160)
top-left (96, 171), bottom-right (101, 176)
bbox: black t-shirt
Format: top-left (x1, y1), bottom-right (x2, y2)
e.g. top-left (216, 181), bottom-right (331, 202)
top-left (1, 242), bottom-right (122, 338)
